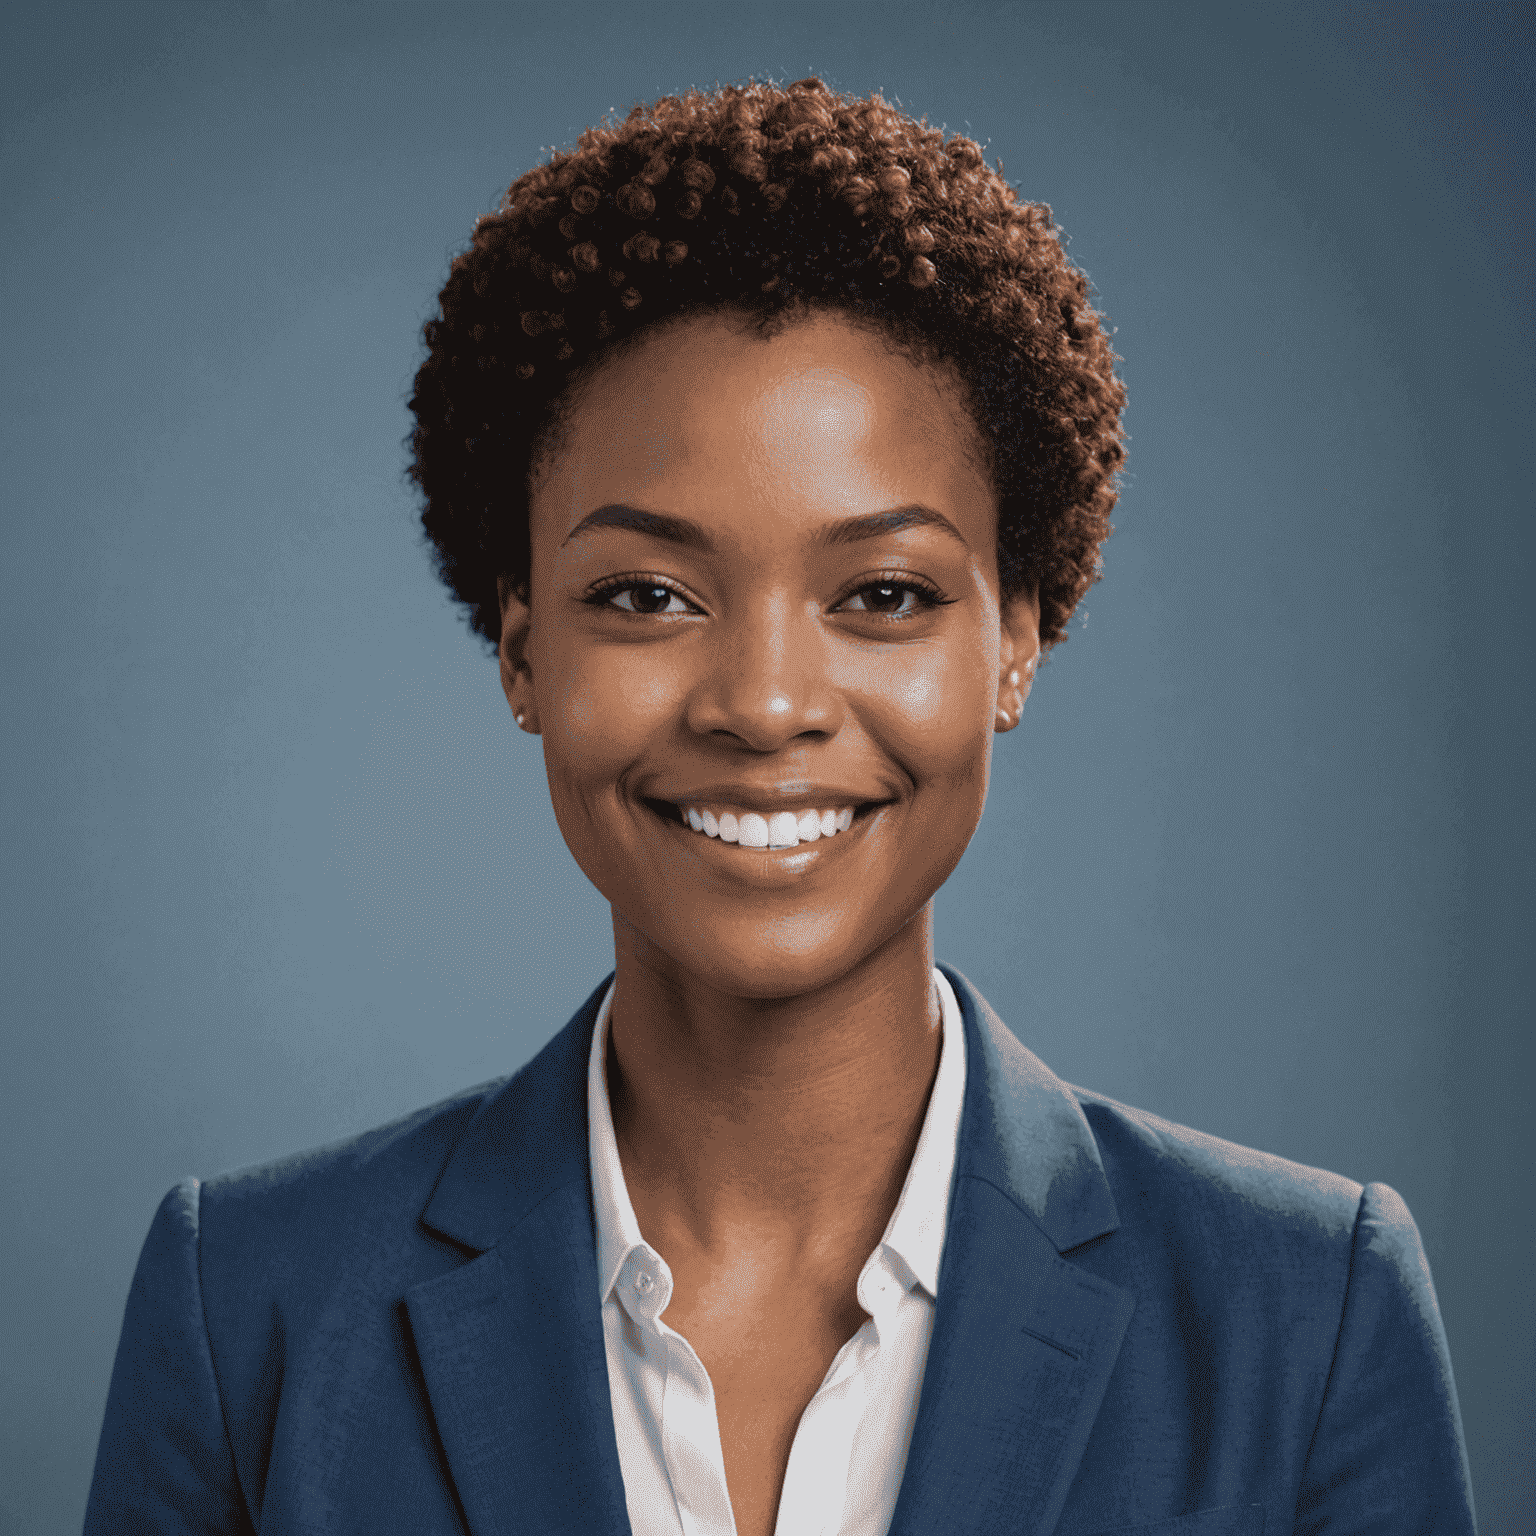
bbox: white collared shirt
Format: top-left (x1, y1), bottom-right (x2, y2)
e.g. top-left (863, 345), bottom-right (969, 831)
top-left (587, 968), bottom-right (967, 1536)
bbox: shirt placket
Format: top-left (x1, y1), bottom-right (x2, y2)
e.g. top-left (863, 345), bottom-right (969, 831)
top-left (771, 1250), bottom-right (903, 1536)
top-left (621, 1247), bottom-right (737, 1536)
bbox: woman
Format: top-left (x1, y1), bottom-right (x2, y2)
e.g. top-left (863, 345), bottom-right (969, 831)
top-left (85, 79), bottom-right (1474, 1536)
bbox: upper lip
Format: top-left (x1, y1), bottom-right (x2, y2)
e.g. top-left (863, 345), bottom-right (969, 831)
top-left (644, 782), bottom-right (889, 814)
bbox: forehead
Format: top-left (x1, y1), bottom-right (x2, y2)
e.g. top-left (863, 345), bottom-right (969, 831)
top-left (530, 310), bottom-right (994, 548)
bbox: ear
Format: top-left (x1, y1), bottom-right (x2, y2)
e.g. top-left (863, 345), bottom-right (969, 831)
top-left (497, 575), bottom-right (540, 734)
top-left (994, 585), bottom-right (1041, 733)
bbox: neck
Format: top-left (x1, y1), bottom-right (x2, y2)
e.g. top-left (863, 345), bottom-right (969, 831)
top-left (604, 908), bottom-right (943, 1260)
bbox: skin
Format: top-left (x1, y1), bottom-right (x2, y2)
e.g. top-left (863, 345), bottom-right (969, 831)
top-left (498, 307), bottom-right (1039, 1536)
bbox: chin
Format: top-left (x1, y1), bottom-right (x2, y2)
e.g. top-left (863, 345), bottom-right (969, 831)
top-left (628, 900), bottom-right (926, 1003)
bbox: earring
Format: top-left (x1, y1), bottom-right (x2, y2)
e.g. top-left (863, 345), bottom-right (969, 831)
top-left (515, 712), bottom-right (526, 727)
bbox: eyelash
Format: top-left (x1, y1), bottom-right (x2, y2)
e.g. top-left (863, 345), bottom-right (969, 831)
top-left (582, 573), bottom-right (956, 620)
top-left (581, 574), bottom-right (699, 615)
top-left (835, 573), bottom-right (955, 618)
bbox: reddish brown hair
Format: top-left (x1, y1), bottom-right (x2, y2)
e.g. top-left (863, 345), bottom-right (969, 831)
top-left (407, 78), bottom-right (1126, 650)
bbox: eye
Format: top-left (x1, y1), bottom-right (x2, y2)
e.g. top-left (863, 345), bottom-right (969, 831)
top-left (584, 578), bottom-right (700, 616)
top-left (610, 584), bottom-right (690, 615)
top-left (833, 579), bottom-right (948, 618)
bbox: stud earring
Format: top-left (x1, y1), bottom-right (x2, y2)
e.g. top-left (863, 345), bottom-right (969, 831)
top-left (515, 712), bottom-right (526, 727)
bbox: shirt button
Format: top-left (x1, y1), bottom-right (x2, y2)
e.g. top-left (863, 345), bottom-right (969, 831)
top-left (634, 1270), bottom-right (654, 1295)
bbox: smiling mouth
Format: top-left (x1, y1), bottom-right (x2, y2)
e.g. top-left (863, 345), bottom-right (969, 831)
top-left (642, 799), bottom-right (872, 850)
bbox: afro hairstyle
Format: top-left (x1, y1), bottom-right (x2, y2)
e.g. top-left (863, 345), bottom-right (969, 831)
top-left (406, 77), bottom-right (1126, 651)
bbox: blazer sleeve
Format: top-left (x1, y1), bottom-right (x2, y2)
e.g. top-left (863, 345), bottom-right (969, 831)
top-left (1295, 1181), bottom-right (1476, 1535)
top-left (83, 1178), bottom-right (253, 1536)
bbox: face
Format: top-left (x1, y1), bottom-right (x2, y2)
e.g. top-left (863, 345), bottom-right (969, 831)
top-left (501, 308), bottom-right (1038, 1000)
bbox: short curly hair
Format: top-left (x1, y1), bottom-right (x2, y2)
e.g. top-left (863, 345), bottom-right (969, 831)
top-left (406, 77), bottom-right (1126, 651)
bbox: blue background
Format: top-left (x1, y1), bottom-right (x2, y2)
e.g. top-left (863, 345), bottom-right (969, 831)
top-left (2, 3), bottom-right (1530, 1530)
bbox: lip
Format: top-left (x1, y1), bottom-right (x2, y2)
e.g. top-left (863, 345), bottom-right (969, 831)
top-left (638, 793), bottom-right (889, 883)
top-left (642, 781), bottom-right (889, 816)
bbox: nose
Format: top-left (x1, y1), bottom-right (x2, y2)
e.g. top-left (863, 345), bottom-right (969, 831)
top-left (683, 592), bottom-right (843, 751)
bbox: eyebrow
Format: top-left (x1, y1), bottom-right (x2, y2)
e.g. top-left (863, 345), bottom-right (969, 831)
top-left (561, 502), bottom-right (970, 552)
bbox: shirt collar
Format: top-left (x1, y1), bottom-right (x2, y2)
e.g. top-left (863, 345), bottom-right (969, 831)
top-left (586, 968), bottom-right (968, 1307)
top-left (876, 967), bottom-right (966, 1298)
top-left (586, 979), bottom-right (646, 1307)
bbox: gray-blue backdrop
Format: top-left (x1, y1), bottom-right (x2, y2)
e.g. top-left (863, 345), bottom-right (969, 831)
top-left (3, 3), bottom-right (1531, 1531)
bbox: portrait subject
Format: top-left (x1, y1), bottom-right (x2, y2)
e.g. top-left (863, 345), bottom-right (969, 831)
top-left (79, 74), bottom-right (1479, 1536)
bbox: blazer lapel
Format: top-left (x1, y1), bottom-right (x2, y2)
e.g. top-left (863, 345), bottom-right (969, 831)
top-left (400, 966), bottom-right (1129, 1536)
top-left (889, 968), bottom-right (1136, 1536)
top-left (405, 977), bottom-right (632, 1536)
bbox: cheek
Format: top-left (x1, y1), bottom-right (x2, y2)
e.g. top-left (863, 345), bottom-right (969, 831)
top-left (534, 641), bottom-right (680, 799)
top-left (893, 663), bottom-right (944, 718)
top-left (851, 637), bottom-right (994, 785)
top-left (555, 669), bottom-right (669, 742)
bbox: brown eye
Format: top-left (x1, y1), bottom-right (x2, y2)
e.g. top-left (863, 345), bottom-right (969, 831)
top-left (630, 585), bottom-right (674, 614)
top-left (863, 583), bottom-right (907, 613)
top-left (594, 582), bottom-right (696, 616)
top-left (837, 580), bottom-right (942, 617)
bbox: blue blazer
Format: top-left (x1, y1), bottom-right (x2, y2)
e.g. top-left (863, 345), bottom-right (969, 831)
top-left (85, 967), bottom-right (1475, 1535)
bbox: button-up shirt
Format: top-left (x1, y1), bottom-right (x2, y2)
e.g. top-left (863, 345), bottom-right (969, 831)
top-left (587, 968), bottom-right (968, 1536)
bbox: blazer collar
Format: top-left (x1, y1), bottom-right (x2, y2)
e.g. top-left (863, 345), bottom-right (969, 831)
top-left (418, 973), bottom-right (613, 1253)
top-left (887, 967), bottom-right (1134, 1536)
top-left (939, 962), bottom-right (1120, 1254)
top-left (409, 967), bottom-right (1132, 1536)
top-left (418, 966), bottom-right (1119, 1258)
top-left (406, 975), bottom-right (626, 1536)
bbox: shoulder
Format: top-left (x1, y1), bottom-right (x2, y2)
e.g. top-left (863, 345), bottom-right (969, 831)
top-left (184, 976), bottom-right (608, 1308)
top-left (1027, 1095), bottom-right (1471, 1523)
top-left (200, 1074), bottom-right (510, 1229)
top-left (1063, 1084), bottom-right (1375, 1301)
top-left (944, 968), bottom-right (1375, 1275)
top-left (1058, 1090), bottom-right (1465, 1447)
top-left (1071, 1083), bottom-right (1365, 1234)
top-left (189, 1074), bottom-right (515, 1315)
top-left (195, 976), bottom-right (610, 1252)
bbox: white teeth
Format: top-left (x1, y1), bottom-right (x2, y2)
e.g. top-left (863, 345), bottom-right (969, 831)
top-left (676, 803), bottom-right (860, 848)
top-left (767, 811), bottom-right (798, 848)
